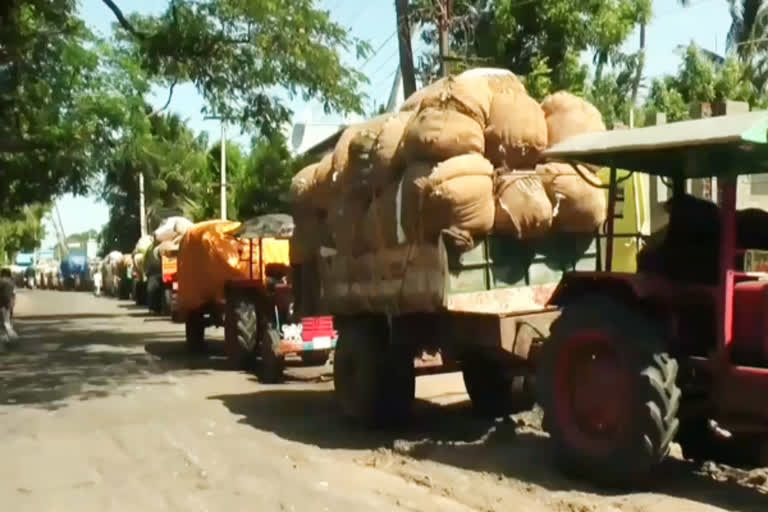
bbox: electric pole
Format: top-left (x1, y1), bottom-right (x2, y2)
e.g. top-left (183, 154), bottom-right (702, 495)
top-left (205, 115), bottom-right (228, 221)
top-left (139, 171), bottom-right (147, 237)
top-left (438, 0), bottom-right (452, 77)
top-left (395, 0), bottom-right (417, 97)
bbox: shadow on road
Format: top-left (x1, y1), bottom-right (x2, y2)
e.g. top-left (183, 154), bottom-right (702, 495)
top-left (210, 388), bottom-right (768, 512)
top-left (0, 317), bottom-right (224, 410)
top-left (17, 312), bottom-right (154, 320)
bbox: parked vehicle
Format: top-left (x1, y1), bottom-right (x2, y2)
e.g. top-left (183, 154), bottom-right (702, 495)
top-left (177, 215), bottom-right (336, 382)
top-left (534, 111), bottom-right (768, 486)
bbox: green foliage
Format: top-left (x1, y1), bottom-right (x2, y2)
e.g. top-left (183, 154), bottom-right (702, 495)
top-left (233, 134), bottom-right (313, 219)
top-left (0, 204), bottom-right (48, 263)
top-left (410, 0), bottom-right (649, 93)
top-left (113, 0), bottom-right (371, 133)
top-left (642, 44), bottom-right (764, 123)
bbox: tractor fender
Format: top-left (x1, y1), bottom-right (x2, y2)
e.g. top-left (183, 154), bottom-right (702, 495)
top-left (548, 272), bottom-right (656, 308)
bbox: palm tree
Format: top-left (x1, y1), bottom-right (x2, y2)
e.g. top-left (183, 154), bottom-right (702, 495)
top-left (631, 1), bottom-right (692, 105)
top-left (726, 0), bottom-right (768, 91)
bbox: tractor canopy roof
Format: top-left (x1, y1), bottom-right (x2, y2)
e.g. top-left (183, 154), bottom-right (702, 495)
top-left (231, 213), bottom-right (294, 239)
top-left (542, 111), bottom-right (768, 179)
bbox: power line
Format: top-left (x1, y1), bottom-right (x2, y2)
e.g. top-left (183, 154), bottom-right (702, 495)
top-left (362, 30), bottom-right (397, 69)
top-left (370, 48), bottom-right (400, 79)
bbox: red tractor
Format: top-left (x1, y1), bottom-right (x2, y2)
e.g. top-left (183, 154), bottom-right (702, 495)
top-left (536, 112), bottom-right (768, 486)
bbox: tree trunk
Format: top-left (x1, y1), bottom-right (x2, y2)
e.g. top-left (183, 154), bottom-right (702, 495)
top-left (395, 0), bottom-right (417, 97)
top-left (630, 23), bottom-right (646, 105)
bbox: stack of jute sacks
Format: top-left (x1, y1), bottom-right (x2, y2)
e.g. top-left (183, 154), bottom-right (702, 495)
top-left (290, 68), bottom-right (607, 262)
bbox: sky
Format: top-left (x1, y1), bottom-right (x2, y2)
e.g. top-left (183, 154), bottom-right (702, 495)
top-left (44, 0), bottom-right (731, 249)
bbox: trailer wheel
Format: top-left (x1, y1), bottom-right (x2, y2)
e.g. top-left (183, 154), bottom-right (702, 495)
top-left (224, 297), bottom-right (258, 369)
top-left (537, 296), bottom-right (680, 487)
top-left (259, 324), bottom-right (285, 384)
top-left (334, 316), bottom-right (415, 428)
top-left (185, 311), bottom-right (206, 352)
top-left (462, 356), bottom-right (534, 417)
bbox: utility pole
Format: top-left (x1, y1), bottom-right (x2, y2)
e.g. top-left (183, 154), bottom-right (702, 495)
top-left (395, 0), bottom-right (417, 97)
top-left (204, 115), bottom-right (228, 220)
top-left (437, 0), bottom-right (452, 77)
top-left (220, 121), bottom-right (227, 220)
top-left (139, 172), bottom-right (147, 237)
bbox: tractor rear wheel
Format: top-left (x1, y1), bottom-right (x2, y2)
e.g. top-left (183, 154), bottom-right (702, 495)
top-left (462, 354), bottom-right (534, 418)
top-left (334, 316), bottom-right (415, 428)
top-left (259, 324), bottom-right (285, 384)
top-left (185, 311), bottom-right (206, 352)
top-left (224, 297), bottom-right (258, 369)
top-left (537, 296), bottom-right (680, 488)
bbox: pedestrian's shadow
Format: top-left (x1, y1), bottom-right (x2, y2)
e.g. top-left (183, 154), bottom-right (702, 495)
top-left (210, 388), bottom-right (768, 512)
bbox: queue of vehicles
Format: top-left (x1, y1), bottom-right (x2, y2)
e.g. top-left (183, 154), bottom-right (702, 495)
top-left (20, 109), bottom-right (768, 490)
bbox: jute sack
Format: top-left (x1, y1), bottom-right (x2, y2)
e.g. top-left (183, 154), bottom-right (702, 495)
top-left (402, 107), bottom-right (484, 162)
top-left (494, 173), bottom-right (553, 238)
top-left (417, 75), bottom-right (493, 126)
top-left (290, 209), bottom-right (332, 264)
top-left (327, 189), bottom-right (372, 254)
top-left (485, 92), bottom-right (548, 169)
top-left (540, 91), bottom-right (606, 146)
top-left (361, 183), bottom-right (400, 252)
top-left (344, 111), bottom-right (412, 193)
top-left (400, 78), bottom-right (448, 113)
top-left (289, 162), bottom-right (319, 206)
top-left (537, 162), bottom-right (607, 233)
top-left (416, 154), bottom-right (495, 240)
top-left (459, 67), bottom-right (527, 95)
top-left (289, 153), bottom-right (336, 211)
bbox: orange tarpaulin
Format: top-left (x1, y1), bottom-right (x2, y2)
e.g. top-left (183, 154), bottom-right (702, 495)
top-left (176, 220), bottom-right (291, 314)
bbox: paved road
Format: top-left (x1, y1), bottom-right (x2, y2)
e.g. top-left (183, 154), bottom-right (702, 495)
top-left (1, 289), bottom-right (766, 511)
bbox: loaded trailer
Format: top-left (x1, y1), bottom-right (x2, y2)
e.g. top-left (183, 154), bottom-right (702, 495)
top-left (178, 215), bottom-right (337, 383)
top-left (310, 230), bottom-right (607, 425)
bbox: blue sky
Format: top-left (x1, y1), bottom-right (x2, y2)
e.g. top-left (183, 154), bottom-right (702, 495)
top-left (45, 0), bottom-right (731, 249)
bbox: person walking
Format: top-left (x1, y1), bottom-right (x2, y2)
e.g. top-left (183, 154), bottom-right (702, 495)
top-left (0, 267), bottom-right (19, 348)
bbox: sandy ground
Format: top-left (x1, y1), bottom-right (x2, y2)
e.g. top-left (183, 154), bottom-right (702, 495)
top-left (0, 289), bottom-right (766, 512)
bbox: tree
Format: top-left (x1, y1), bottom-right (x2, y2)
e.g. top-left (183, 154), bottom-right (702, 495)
top-left (2, 0), bottom-right (371, 218)
top-left (186, 141), bottom-right (248, 221)
top-left (630, 1), bottom-right (691, 105)
top-left (727, 0), bottom-right (768, 91)
top-left (0, 205), bottom-right (48, 264)
top-left (233, 134), bottom-right (314, 220)
top-left (99, 111), bottom-right (209, 254)
top-left (642, 44), bottom-right (762, 123)
top-left (409, 0), bottom-right (649, 97)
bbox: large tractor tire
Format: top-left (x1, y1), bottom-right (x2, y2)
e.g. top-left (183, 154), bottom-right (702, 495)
top-left (462, 354), bottom-right (534, 418)
top-left (537, 296), bottom-right (680, 488)
top-left (333, 316), bottom-right (415, 428)
top-left (259, 324), bottom-right (286, 384)
top-left (185, 311), bottom-right (207, 352)
top-left (224, 297), bottom-right (258, 369)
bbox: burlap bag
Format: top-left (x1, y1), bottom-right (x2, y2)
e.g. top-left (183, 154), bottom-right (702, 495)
top-left (400, 77), bottom-right (448, 112)
top-left (459, 67), bottom-right (527, 95)
top-left (290, 209), bottom-right (332, 264)
top-left (416, 154), bottom-right (495, 240)
top-left (402, 107), bottom-right (484, 162)
top-left (416, 75), bottom-right (493, 126)
top-left (541, 91), bottom-right (606, 146)
top-left (343, 111), bottom-right (411, 193)
top-left (290, 162), bottom-right (319, 206)
top-left (327, 189), bottom-right (372, 255)
top-left (537, 162), bottom-right (607, 233)
top-left (485, 92), bottom-right (548, 169)
top-left (494, 173), bottom-right (553, 238)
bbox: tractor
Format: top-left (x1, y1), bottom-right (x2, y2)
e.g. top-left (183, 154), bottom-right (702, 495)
top-left (180, 214), bottom-right (336, 382)
top-left (536, 111), bottom-right (768, 487)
